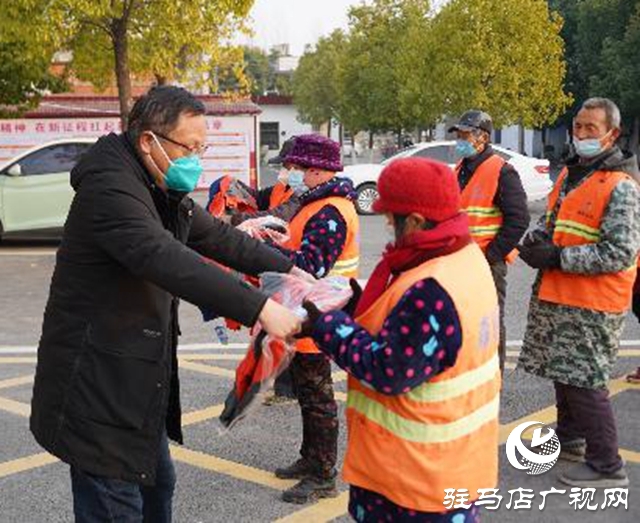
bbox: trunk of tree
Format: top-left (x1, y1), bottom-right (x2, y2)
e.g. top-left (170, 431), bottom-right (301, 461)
top-left (327, 117), bottom-right (332, 138)
top-left (396, 129), bottom-right (402, 148)
top-left (518, 123), bottom-right (525, 155)
top-left (631, 116), bottom-right (640, 155)
top-left (155, 74), bottom-right (168, 86)
top-left (369, 131), bottom-right (374, 162)
top-left (112, 18), bottom-right (133, 130)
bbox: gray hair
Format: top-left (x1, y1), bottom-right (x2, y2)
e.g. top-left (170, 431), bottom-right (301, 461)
top-left (581, 97), bottom-right (621, 130)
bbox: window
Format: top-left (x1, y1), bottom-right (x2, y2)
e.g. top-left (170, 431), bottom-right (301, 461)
top-left (13, 143), bottom-right (93, 176)
top-left (413, 145), bottom-right (455, 164)
top-left (260, 122), bottom-right (280, 151)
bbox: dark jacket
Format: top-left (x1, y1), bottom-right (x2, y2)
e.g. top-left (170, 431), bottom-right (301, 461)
top-left (458, 146), bottom-right (530, 263)
top-left (30, 133), bottom-right (293, 485)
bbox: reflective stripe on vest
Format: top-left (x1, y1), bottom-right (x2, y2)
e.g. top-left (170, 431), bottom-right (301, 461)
top-left (269, 182), bottom-right (294, 209)
top-left (457, 155), bottom-right (505, 249)
top-left (343, 243), bottom-right (500, 512)
top-left (286, 195), bottom-right (360, 354)
top-left (539, 168), bottom-right (637, 313)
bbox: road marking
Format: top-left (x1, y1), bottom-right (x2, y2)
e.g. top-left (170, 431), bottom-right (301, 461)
top-left (2, 341), bottom-right (640, 356)
top-left (170, 446), bottom-right (295, 490)
top-left (499, 376), bottom-right (637, 444)
top-left (0, 357), bottom-right (36, 364)
top-left (0, 343), bottom-right (247, 354)
top-left (0, 396), bottom-right (31, 417)
top-left (0, 250), bottom-right (57, 257)
top-left (179, 360), bottom-right (236, 378)
top-left (0, 453), bottom-right (59, 478)
top-left (0, 374), bottom-right (33, 390)
top-left (182, 404), bottom-right (225, 427)
top-left (275, 492), bottom-right (349, 523)
top-left (178, 354), bottom-right (243, 361)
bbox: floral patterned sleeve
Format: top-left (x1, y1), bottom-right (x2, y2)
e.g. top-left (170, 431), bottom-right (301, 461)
top-left (311, 278), bottom-right (462, 395)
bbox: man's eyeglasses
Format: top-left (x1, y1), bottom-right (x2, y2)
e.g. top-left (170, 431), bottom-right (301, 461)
top-left (154, 132), bottom-right (209, 158)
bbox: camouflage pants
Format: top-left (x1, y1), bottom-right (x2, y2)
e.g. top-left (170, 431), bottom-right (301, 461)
top-left (290, 353), bottom-right (338, 478)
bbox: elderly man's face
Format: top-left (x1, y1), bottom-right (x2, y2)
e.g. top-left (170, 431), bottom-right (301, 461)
top-left (573, 108), bottom-right (611, 140)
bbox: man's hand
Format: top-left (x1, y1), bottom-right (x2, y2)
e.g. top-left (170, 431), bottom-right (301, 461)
top-left (258, 298), bottom-right (302, 339)
top-left (519, 240), bottom-right (562, 270)
top-left (289, 265), bottom-right (317, 284)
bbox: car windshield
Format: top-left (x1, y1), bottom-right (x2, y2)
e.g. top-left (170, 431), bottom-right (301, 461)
top-left (381, 145), bottom-right (418, 165)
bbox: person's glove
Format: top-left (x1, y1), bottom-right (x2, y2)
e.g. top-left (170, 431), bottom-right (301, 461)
top-left (518, 240), bottom-right (562, 270)
top-left (295, 300), bottom-right (322, 339)
top-left (343, 279), bottom-right (363, 316)
top-left (632, 293), bottom-right (640, 322)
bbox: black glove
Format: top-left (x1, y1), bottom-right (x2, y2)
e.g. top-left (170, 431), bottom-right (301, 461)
top-left (518, 240), bottom-right (562, 270)
top-left (343, 278), bottom-right (363, 316)
top-left (295, 300), bottom-right (322, 339)
top-left (632, 294), bottom-right (640, 322)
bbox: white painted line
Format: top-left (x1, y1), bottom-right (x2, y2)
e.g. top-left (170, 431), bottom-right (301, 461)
top-left (3, 339), bottom-right (640, 355)
top-left (0, 250), bottom-right (57, 256)
top-left (0, 342), bottom-right (247, 354)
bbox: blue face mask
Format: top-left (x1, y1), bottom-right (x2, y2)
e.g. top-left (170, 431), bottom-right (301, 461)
top-left (287, 169), bottom-right (308, 195)
top-left (574, 137), bottom-right (605, 159)
top-left (455, 139), bottom-right (478, 159)
top-left (152, 134), bottom-right (203, 193)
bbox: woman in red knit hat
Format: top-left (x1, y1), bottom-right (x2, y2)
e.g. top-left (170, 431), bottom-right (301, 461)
top-left (299, 157), bottom-right (501, 522)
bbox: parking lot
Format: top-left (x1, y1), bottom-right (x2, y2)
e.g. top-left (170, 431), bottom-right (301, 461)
top-left (0, 209), bottom-right (639, 522)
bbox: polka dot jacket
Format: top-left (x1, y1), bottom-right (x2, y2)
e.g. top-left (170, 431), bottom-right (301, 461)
top-left (274, 178), bottom-right (355, 278)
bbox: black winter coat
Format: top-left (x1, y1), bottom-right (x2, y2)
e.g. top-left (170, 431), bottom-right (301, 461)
top-left (30, 133), bottom-right (293, 485)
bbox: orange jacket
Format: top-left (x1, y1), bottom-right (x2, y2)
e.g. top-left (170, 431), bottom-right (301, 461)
top-left (269, 182), bottom-right (295, 209)
top-left (286, 196), bottom-right (360, 354)
top-left (343, 243), bottom-right (500, 511)
top-left (539, 168), bottom-right (636, 313)
top-left (456, 155), bottom-right (517, 263)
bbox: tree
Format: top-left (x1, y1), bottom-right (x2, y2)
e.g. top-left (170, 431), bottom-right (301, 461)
top-left (570, 0), bottom-right (640, 152)
top-left (429, 0), bottom-right (572, 136)
top-left (293, 30), bottom-right (348, 130)
top-left (0, 40), bottom-right (66, 115)
top-left (339, 0), bottom-right (433, 138)
top-left (2, 0), bottom-right (254, 127)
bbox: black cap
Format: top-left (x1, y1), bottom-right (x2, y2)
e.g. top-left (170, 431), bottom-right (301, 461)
top-left (267, 136), bottom-right (297, 165)
top-left (448, 110), bottom-right (493, 135)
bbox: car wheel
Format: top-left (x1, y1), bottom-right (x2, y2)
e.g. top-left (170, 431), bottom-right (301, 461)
top-left (355, 183), bottom-right (379, 215)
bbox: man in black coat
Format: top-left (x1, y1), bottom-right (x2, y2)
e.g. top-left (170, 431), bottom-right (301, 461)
top-left (30, 86), bottom-right (302, 522)
top-left (450, 110), bottom-right (530, 372)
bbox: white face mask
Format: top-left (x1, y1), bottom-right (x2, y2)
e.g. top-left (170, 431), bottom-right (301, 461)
top-left (287, 169), bottom-right (308, 195)
top-left (277, 168), bottom-right (289, 184)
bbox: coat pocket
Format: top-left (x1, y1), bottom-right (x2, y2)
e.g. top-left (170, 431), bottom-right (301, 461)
top-left (67, 324), bottom-right (166, 430)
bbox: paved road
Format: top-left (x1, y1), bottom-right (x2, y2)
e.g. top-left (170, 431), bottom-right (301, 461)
top-left (0, 205), bottom-right (638, 522)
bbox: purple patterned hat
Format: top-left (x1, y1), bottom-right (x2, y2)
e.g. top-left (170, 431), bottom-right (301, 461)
top-left (283, 134), bottom-right (343, 172)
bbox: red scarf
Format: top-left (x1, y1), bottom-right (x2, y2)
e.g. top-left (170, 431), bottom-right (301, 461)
top-left (354, 213), bottom-right (471, 317)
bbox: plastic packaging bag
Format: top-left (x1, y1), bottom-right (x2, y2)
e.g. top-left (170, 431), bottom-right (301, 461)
top-left (236, 216), bottom-right (290, 245)
top-left (219, 272), bottom-right (353, 429)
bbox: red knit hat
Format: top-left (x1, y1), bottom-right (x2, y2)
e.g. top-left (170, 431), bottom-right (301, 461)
top-left (372, 157), bottom-right (461, 222)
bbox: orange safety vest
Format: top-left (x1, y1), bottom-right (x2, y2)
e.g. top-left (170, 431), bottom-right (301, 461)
top-left (269, 182), bottom-right (294, 209)
top-left (286, 196), bottom-right (360, 354)
top-left (343, 243), bottom-right (501, 512)
top-left (456, 155), bottom-right (517, 263)
top-left (538, 168), bottom-right (637, 313)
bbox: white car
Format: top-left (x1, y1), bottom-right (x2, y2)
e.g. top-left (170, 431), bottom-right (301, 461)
top-left (0, 138), bottom-right (96, 238)
top-left (342, 141), bottom-right (553, 214)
